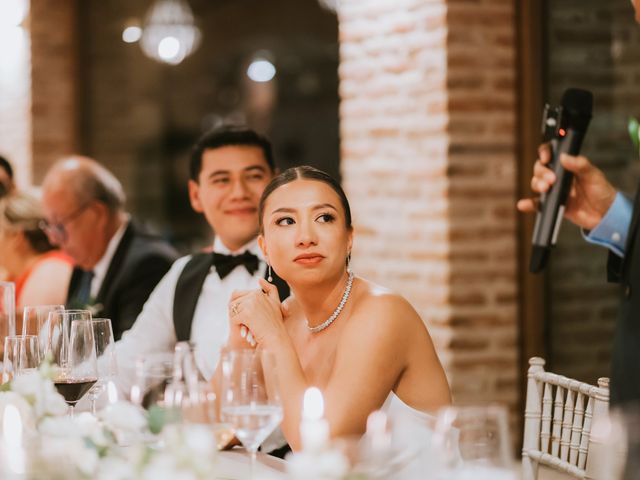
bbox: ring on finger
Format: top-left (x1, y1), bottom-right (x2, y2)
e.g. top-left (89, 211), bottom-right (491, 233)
top-left (231, 302), bottom-right (240, 316)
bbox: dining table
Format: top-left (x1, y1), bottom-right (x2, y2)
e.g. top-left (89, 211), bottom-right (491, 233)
top-left (216, 450), bottom-right (288, 480)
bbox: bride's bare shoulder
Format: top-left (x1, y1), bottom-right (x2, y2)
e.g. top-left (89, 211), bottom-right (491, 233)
top-left (351, 278), bottom-right (420, 326)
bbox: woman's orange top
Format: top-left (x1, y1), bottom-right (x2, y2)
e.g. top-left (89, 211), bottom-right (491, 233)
top-left (14, 251), bottom-right (73, 304)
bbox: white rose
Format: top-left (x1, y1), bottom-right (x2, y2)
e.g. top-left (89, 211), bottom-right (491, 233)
top-left (11, 372), bottom-right (67, 419)
top-left (38, 416), bottom-right (78, 438)
top-left (160, 424), bottom-right (217, 475)
top-left (10, 371), bottom-right (45, 408)
top-left (100, 401), bottom-right (147, 433)
top-left (142, 455), bottom-right (198, 480)
top-left (95, 457), bottom-right (137, 480)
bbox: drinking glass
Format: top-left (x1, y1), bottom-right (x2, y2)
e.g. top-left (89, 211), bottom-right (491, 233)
top-left (22, 304), bottom-right (64, 358)
top-left (45, 310), bottom-right (91, 361)
top-left (87, 318), bottom-right (117, 415)
top-left (163, 342), bottom-right (235, 449)
top-left (219, 348), bottom-right (283, 478)
top-left (431, 405), bottom-right (517, 480)
top-left (130, 352), bottom-right (175, 409)
top-left (53, 319), bottom-right (98, 416)
top-left (2, 335), bottom-right (40, 382)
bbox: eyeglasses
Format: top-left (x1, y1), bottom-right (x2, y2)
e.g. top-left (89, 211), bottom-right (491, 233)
top-left (39, 202), bottom-right (91, 243)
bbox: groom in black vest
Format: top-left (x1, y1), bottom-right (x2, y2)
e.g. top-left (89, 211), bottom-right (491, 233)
top-left (114, 125), bottom-right (288, 394)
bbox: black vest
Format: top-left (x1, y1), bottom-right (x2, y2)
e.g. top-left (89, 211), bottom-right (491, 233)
top-left (172, 252), bottom-right (290, 342)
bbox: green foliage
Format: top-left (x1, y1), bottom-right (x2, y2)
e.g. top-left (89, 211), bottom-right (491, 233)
top-left (629, 117), bottom-right (640, 156)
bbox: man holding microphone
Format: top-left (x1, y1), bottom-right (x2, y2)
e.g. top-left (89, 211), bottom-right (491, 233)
top-left (518, 0), bottom-right (640, 405)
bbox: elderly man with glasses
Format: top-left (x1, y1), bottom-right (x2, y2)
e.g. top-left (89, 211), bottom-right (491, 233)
top-left (41, 156), bottom-right (178, 340)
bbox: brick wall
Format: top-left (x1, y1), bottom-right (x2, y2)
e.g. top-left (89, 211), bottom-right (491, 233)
top-left (339, 0), bottom-right (519, 416)
top-left (546, 0), bottom-right (639, 382)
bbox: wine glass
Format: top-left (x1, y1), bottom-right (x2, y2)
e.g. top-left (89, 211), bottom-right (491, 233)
top-left (46, 310), bottom-right (91, 361)
top-left (53, 319), bottom-right (98, 416)
top-left (87, 318), bottom-right (117, 415)
top-left (219, 348), bottom-right (283, 478)
top-left (431, 405), bottom-right (517, 480)
top-left (22, 304), bottom-right (64, 357)
top-left (2, 335), bottom-right (40, 382)
top-left (130, 352), bottom-right (175, 409)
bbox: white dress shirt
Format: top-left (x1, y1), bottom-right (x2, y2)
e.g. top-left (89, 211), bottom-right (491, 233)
top-left (114, 236), bottom-right (266, 397)
top-left (90, 218), bottom-right (129, 298)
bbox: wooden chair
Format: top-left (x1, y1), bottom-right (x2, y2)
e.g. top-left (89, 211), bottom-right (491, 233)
top-left (522, 357), bottom-right (610, 480)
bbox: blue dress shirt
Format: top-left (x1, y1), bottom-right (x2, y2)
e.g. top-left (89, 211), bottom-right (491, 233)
top-left (583, 192), bottom-right (633, 257)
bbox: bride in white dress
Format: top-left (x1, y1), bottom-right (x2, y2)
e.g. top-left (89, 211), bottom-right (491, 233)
top-left (224, 165), bottom-right (451, 452)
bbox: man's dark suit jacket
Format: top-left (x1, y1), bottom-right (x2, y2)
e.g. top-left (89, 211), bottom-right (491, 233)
top-left (607, 191), bottom-right (640, 406)
top-left (66, 222), bottom-right (178, 340)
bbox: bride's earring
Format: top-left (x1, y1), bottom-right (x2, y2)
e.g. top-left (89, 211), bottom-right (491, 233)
top-left (346, 252), bottom-right (352, 272)
top-left (267, 263), bottom-right (273, 283)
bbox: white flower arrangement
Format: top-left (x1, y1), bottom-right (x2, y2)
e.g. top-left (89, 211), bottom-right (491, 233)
top-left (0, 359), bottom-right (218, 479)
top-left (0, 357), bottom-right (68, 427)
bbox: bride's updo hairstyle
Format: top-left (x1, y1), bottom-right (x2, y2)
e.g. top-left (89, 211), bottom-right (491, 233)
top-left (258, 166), bottom-right (352, 233)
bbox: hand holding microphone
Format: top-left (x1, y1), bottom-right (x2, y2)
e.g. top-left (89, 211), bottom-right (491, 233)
top-left (517, 88), bottom-right (618, 273)
top-left (517, 146), bottom-right (616, 230)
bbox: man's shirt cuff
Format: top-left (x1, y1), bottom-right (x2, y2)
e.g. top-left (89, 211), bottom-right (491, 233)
top-left (583, 192), bottom-right (632, 257)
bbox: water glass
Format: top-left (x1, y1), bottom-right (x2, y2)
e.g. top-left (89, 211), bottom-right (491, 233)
top-left (130, 352), bottom-right (175, 409)
top-left (219, 348), bottom-right (283, 478)
top-left (431, 405), bottom-right (517, 479)
top-left (2, 335), bottom-right (40, 382)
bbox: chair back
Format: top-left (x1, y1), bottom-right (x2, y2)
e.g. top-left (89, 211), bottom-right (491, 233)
top-left (522, 357), bottom-right (609, 480)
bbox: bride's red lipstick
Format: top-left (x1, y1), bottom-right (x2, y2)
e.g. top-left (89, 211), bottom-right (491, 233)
top-left (294, 253), bottom-right (325, 265)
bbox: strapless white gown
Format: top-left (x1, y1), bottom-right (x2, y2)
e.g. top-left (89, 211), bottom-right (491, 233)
top-left (380, 392), bottom-right (436, 479)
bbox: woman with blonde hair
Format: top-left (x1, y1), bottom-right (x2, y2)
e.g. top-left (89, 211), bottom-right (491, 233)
top-left (0, 190), bottom-right (72, 309)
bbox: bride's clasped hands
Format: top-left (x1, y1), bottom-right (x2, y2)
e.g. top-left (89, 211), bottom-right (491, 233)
top-left (228, 277), bottom-right (290, 349)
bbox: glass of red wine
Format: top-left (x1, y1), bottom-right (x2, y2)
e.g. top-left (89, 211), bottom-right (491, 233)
top-left (53, 318), bottom-right (98, 416)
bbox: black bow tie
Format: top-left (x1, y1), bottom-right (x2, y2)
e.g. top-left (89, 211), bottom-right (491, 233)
top-left (212, 251), bottom-right (260, 279)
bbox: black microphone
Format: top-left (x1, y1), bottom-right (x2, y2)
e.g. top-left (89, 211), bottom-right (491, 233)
top-left (529, 88), bottom-right (593, 273)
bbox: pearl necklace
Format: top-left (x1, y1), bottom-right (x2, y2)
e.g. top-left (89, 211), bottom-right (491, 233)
top-left (306, 270), bottom-right (355, 334)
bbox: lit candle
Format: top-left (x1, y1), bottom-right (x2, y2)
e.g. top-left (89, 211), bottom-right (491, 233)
top-left (2, 404), bottom-right (25, 478)
top-left (300, 387), bottom-right (330, 452)
top-left (365, 410), bottom-right (391, 453)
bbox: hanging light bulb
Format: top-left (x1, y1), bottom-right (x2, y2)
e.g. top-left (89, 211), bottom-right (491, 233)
top-left (140, 0), bottom-right (201, 65)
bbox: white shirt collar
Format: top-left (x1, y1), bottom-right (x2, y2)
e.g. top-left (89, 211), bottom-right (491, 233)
top-left (91, 218), bottom-right (129, 297)
top-left (213, 236), bottom-right (263, 261)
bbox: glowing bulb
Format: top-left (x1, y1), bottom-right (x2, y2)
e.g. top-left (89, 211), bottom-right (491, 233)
top-left (122, 25), bottom-right (142, 43)
top-left (158, 36), bottom-right (180, 61)
top-left (247, 59), bottom-right (276, 83)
